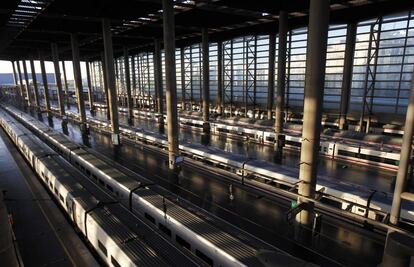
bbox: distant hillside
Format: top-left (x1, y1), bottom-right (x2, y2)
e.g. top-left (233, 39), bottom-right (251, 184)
top-left (0, 73), bottom-right (56, 85)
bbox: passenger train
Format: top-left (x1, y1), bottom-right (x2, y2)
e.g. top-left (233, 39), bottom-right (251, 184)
top-left (0, 111), bottom-right (199, 267)
top-left (1, 104), bottom-right (309, 267)
top-left (61, 108), bottom-right (414, 228)
top-left (115, 105), bottom-right (403, 171)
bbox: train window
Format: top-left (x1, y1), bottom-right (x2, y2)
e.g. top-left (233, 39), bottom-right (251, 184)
top-left (357, 208), bottom-right (365, 214)
top-left (176, 235), bottom-right (191, 250)
top-left (45, 176), bottom-right (49, 183)
top-left (320, 197), bottom-right (342, 209)
top-left (49, 182), bottom-right (53, 189)
top-left (195, 250), bottom-right (213, 266)
top-left (144, 213), bottom-right (156, 224)
top-left (86, 169), bottom-right (91, 176)
top-left (59, 194), bottom-right (64, 204)
top-left (92, 174), bottom-right (97, 180)
top-left (41, 172), bottom-right (45, 179)
top-left (111, 256), bottom-right (121, 267)
top-left (159, 223), bottom-right (171, 237)
top-left (106, 185), bottom-right (113, 192)
top-left (81, 166), bottom-right (85, 172)
top-left (98, 240), bottom-right (108, 257)
top-left (54, 187), bottom-right (58, 196)
top-left (99, 179), bottom-right (105, 186)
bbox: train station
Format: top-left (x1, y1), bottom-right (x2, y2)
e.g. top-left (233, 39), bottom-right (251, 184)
top-left (0, 0), bottom-right (414, 266)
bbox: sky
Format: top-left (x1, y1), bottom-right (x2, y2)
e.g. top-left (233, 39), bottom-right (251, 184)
top-left (0, 60), bottom-right (87, 80)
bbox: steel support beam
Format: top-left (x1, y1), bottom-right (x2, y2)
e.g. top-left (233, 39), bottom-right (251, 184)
top-left (51, 43), bottom-right (65, 117)
top-left (154, 39), bottom-right (164, 126)
top-left (22, 60), bottom-right (32, 106)
top-left (123, 47), bottom-right (134, 123)
top-left (389, 72), bottom-right (414, 225)
top-left (162, 0), bottom-right (180, 171)
top-left (39, 51), bottom-right (50, 113)
top-left (61, 60), bottom-right (70, 108)
top-left (86, 61), bottom-right (94, 112)
top-left (29, 58), bottom-right (40, 108)
top-left (267, 33), bottom-right (276, 120)
top-left (296, 0), bottom-right (330, 230)
top-left (217, 41), bottom-right (223, 115)
top-left (101, 53), bottom-right (111, 121)
top-left (274, 10), bottom-right (288, 162)
top-left (70, 35), bottom-right (87, 130)
top-left (339, 23), bottom-right (357, 130)
top-left (202, 28), bottom-right (210, 131)
top-left (102, 18), bottom-right (120, 145)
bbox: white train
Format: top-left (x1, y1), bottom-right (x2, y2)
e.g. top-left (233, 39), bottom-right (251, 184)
top-left (115, 105), bottom-right (403, 171)
top-left (1, 105), bottom-right (311, 267)
top-left (57, 109), bottom-right (414, 228)
top-left (0, 112), bottom-right (199, 267)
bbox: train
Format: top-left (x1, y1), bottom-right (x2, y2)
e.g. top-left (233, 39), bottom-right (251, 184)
top-left (1, 104), bottom-right (310, 267)
top-left (58, 108), bottom-right (414, 228)
top-left (113, 105), bottom-right (403, 171)
top-left (0, 111), bottom-right (200, 267)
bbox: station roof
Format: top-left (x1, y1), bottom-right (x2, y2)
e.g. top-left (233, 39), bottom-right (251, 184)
top-left (0, 0), bottom-right (413, 61)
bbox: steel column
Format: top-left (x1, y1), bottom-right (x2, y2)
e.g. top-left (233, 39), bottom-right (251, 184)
top-left (39, 52), bottom-right (50, 112)
top-left (162, 0), bottom-right (180, 171)
top-left (267, 33), bottom-right (276, 119)
top-left (22, 60), bottom-right (32, 106)
top-left (102, 18), bottom-right (120, 145)
top-left (61, 60), bottom-right (70, 108)
top-left (274, 10), bottom-right (288, 162)
top-left (51, 43), bottom-right (65, 117)
top-left (70, 35), bottom-right (86, 128)
top-left (11, 61), bottom-right (18, 86)
top-left (389, 72), bottom-right (414, 225)
top-left (217, 41), bottom-right (223, 115)
top-left (296, 0), bottom-right (330, 229)
top-left (339, 23), bottom-right (357, 130)
top-left (101, 53), bottom-right (111, 120)
top-left (154, 40), bottom-right (164, 124)
top-left (86, 61), bottom-right (94, 112)
top-left (124, 47), bottom-right (134, 122)
top-left (29, 58), bottom-right (40, 108)
top-left (202, 28), bottom-right (210, 130)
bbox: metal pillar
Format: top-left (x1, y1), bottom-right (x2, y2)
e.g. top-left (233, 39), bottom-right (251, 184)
top-left (61, 60), bottom-right (70, 108)
top-left (162, 0), bottom-right (180, 171)
top-left (11, 61), bottom-right (18, 86)
top-left (39, 52), bottom-right (50, 112)
top-left (70, 34), bottom-right (87, 130)
top-left (22, 60), bottom-right (32, 106)
top-left (131, 55), bottom-right (136, 101)
top-left (274, 10), bottom-right (288, 162)
top-left (267, 33), bottom-right (276, 120)
top-left (217, 41), bottom-right (223, 115)
top-left (154, 39), bottom-right (164, 127)
top-left (202, 28), bottom-right (210, 132)
top-left (102, 18), bottom-right (120, 145)
top-left (296, 0), bottom-right (330, 229)
top-left (51, 43), bottom-right (65, 117)
top-left (16, 61), bottom-right (24, 103)
top-left (29, 58), bottom-right (40, 108)
top-left (389, 72), bottom-right (414, 225)
top-left (86, 61), bottom-right (94, 112)
top-left (339, 23), bottom-right (357, 130)
top-left (101, 53), bottom-right (111, 120)
top-left (123, 47), bottom-right (134, 123)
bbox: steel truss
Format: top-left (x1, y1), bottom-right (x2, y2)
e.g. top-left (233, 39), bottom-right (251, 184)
top-left (359, 17), bottom-right (382, 132)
